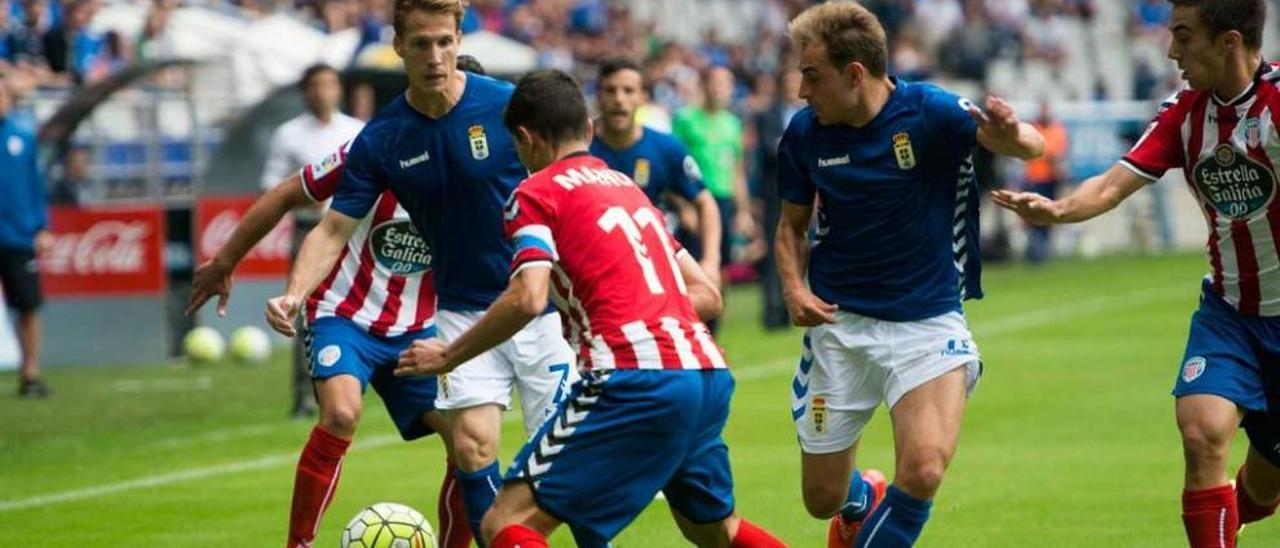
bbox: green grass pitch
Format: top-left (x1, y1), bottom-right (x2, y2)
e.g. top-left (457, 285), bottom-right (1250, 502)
top-left (2, 253), bottom-right (1277, 546)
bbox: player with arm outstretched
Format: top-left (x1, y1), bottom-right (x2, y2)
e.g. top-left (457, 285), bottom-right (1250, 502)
top-left (590, 56), bottom-right (723, 285)
top-left (263, 1), bottom-right (576, 542)
top-left (992, 1), bottom-right (1280, 545)
top-left (394, 70), bottom-right (787, 548)
top-left (776, 3), bottom-right (1045, 547)
top-left (186, 143), bottom-right (471, 548)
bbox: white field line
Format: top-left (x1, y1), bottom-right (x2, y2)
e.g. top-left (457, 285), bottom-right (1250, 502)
top-left (0, 283), bottom-right (1186, 513)
top-left (111, 376), bottom-right (214, 393)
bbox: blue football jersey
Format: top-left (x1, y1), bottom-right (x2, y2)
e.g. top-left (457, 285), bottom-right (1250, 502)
top-left (331, 73), bottom-right (525, 311)
top-left (590, 128), bottom-right (704, 204)
top-left (777, 78), bottom-right (983, 322)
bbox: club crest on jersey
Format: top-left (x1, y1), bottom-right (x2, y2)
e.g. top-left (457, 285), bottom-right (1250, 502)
top-left (1193, 143), bottom-right (1276, 219)
top-left (1246, 118), bottom-right (1263, 149)
top-left (1182, 356), bottom-right (1207, 383)
top-left (810, 396), bottom-right (827, 433)
top-left (370, 219), bottom-right (431, 275)
top-left (468, 124), bottom-right (490, 160)
top-left (633, 158), bottom-right (651, 187)
top-left (892, 132), bottom-right (916, 170)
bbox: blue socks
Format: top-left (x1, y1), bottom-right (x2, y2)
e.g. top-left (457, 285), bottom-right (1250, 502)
top-left (855, 485), bottom-right (932, 548)
top-left (840, 469), bottom-right (872, 522)
top-left (456, 461), bottom-right (502, 546)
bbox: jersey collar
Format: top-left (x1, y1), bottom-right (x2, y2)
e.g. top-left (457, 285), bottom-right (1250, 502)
top-left (1212, 60), bottom-right (1268, 107)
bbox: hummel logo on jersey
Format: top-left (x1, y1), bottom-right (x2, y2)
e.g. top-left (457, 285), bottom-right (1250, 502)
top-left (399, 151), bottom-right (429, 169)
top-left (818, 154), bottom-right (850, 168)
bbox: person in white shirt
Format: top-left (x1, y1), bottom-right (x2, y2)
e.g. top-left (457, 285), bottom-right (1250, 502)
top-left (260, 64), bottom-right (365, 190)
top-left (260, 63), bottom-right (365, 418)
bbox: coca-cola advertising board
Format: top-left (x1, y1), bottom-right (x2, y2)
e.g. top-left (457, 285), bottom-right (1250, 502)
top-left (41, 207), bottom-right (167, 297)
top-left (195, 196), bottom-right (293, 278)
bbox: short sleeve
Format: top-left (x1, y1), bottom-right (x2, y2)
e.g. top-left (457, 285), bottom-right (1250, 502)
top-left (923, 87), bottom-right (979, 151)
top-left (503, 183), bottom-right (558, 276)
top-left (329, 134), bottom-right (384, 219)
top-left (299, 142), bottom-right (351, 203)
top-left (1120, 91), bottom-right (1187, 182)
top-left (666, 140), bottom-right (705, 200)
top-left (776, 119), bottom-right (815, 205)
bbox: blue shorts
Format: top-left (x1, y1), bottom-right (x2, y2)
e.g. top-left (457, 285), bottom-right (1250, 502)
top-left (306, 316), bottom-right (439, 441)
top-left (505, 369), bottom-right (737, 545)
top-left (1174, 280), bottom-right (1280, 466)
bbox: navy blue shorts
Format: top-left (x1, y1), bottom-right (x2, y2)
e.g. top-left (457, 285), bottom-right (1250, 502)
top-left (1174, 280), bottom-right (1280, 466)
top-left (306, 316), bottom-right (439, 441)
top-left (505, 369), bottom-right (737, 545)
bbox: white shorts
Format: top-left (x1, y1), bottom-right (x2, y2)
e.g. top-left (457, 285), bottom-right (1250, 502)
top-left (791, 310), bottom-right (983, 454)
top-left (435, 310), bottom-right (578, 435)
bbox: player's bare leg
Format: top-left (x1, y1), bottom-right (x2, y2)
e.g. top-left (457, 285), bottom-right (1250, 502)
top-left (801, 441), bottom-right (888, 547)
top-left (418, 410), bottom-right (472, 548)
top-left (449, 404), bottom-right (504, 540)
top-left (670, 508), bottom-right (786, 548)
top-left (480, 481), bottom-right (560, 548)
top-left (1178, 394), bottom-right (1242, 489)
top-left (848, 366), bottom-right (966, 547)
top-left (1237, 446), bottom-right (1280, 527)
top-left (287, 375), bottom-right (363, 547)
top-left (801, 444), bottom-right (856, 518)
top-left (888, 367), bottom-right (967, 500)
top-left (315, 375), bottom-right (364, 438)
top-left (1176, 394), bottom-right (1243, 547)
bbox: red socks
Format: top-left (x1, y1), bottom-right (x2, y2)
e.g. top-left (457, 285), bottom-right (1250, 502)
top-left (287, 426), bottom-right (350, 548)
top-left (1182, 484), bottom-right (1238, 548)
top-left (731, 519), bottom-right (787, 548)
top-left (490, 524), bottom-right (548, 548)
top-left (437, 459), bottom-right (473, 548)
top-left (1236, 468), bottom-right (1280, 525)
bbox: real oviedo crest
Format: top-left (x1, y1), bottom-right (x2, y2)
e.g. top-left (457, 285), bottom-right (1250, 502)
top-left (468, 124), bottom-right (490, 160)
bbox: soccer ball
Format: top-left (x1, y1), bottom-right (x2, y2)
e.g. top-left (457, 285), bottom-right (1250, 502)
top-left (183, 326), bottom-right (225, 364)
top-left (228, 326), bottom-right (271, 364)
top-left (340, 502), bottom-right (436, 548)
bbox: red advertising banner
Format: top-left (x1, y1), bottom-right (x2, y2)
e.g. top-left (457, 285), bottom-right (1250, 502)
top-left (194, 196), bottom-right (293, 278)
top-left (40, 206), bottom-right (167, 297)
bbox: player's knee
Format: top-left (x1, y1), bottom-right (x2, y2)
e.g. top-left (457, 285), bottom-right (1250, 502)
top-left (319, 404), bottom-right (361, 437)
top-left (896, 453), bottom-right (948, 499)
top-left (800, 480), bottom-right (847, 518)
top-left (451, 428), bottom-right (498, 469)
top-left (1179, 420), bottom-right (1233, 467)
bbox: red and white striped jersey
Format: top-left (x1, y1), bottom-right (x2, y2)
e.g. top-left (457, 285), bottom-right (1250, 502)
top-left (504, 153), bottom-right (726, 372)
top-left (1123, 62), bottom-right (1280, 316)
top-left (300, 143), bottom-right (436, 337)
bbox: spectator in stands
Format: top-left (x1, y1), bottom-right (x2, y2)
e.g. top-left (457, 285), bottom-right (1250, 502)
top-left (260, 64), bottom-right (363, 188)
top-left (1021, 101), bottom-right (1069, 264)
top-left (753, 68), bottom-right (804, 330)
top-left (50, 146), bottom-right (95, 206)
top-left (260, 63), bottom-right (364, 418)
top-left (673, 65), bottom-right (755, 330)
top-left (0, 77), bottom-right (51, 398)
top-left (85, 30), bottom-right (128, 83)
top-left (8, 0), bottom-right (50, 70)
top-left (42, 0), bottom-right (103, 84)
top-left (134, 2), bottom-right (175, 62)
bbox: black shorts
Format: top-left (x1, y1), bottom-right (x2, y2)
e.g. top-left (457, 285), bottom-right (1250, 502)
top-left (0, 247), bottom-right (43, 312)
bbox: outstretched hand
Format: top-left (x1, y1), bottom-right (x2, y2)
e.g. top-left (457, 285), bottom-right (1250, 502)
top-left (990, 189), bottom-right (1065, 226)
top-left (187, 260), bottom-right (234, 317)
